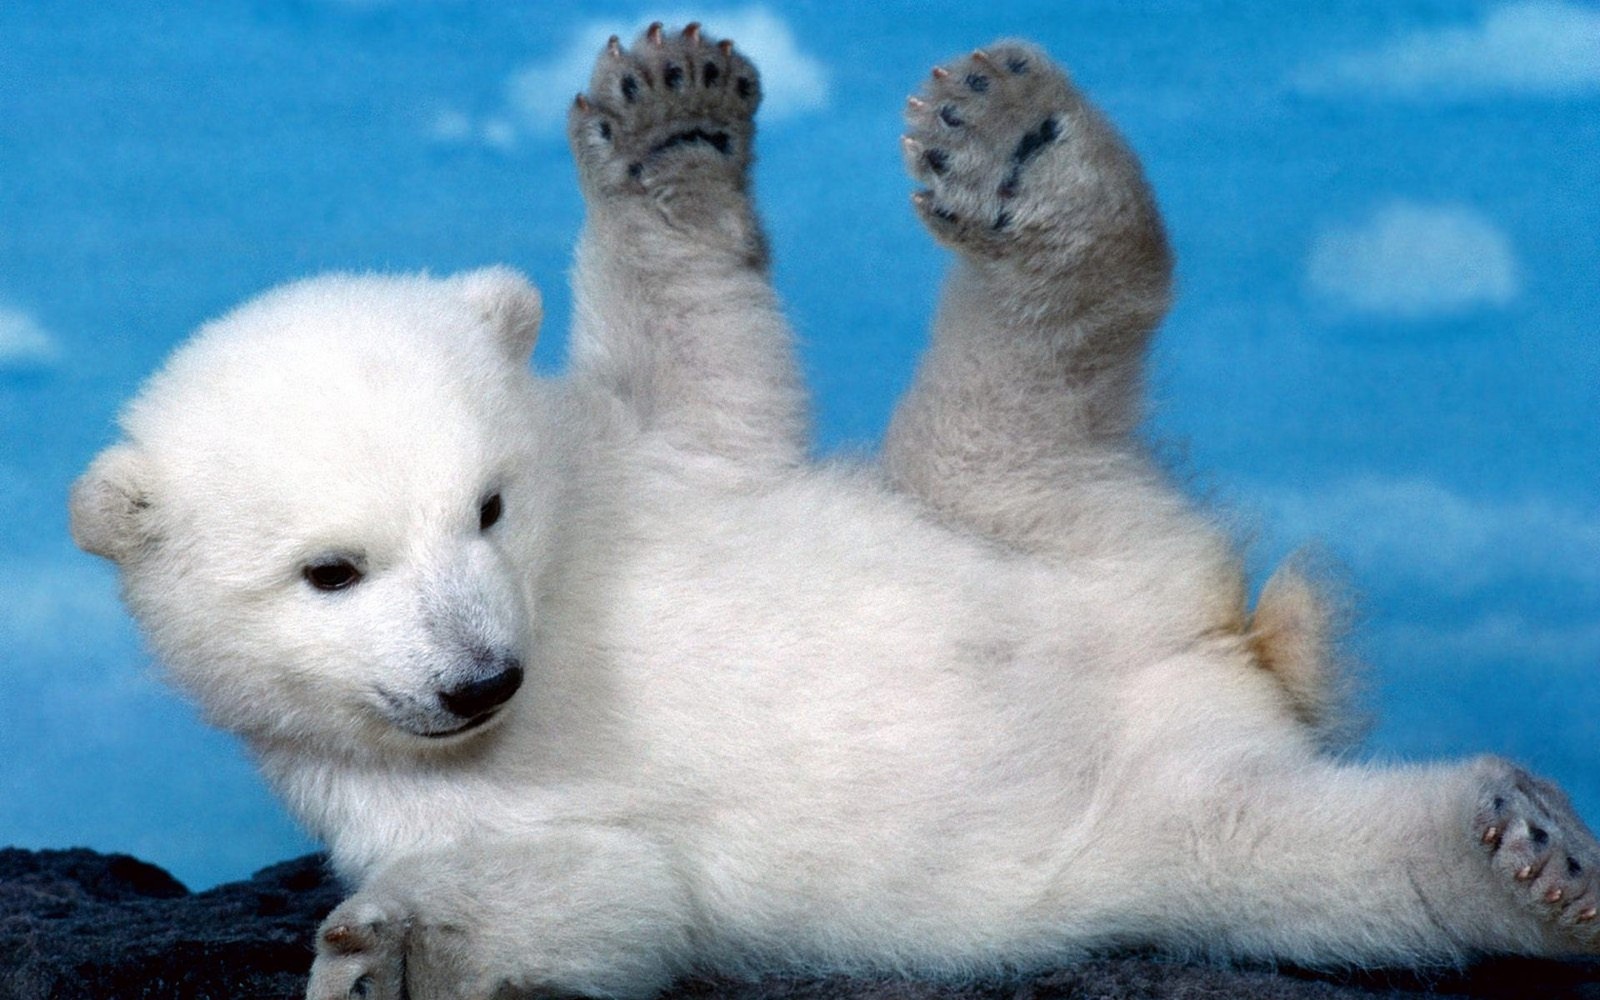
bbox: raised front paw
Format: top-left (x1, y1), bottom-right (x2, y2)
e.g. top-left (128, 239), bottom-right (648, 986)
top-left (305, 896), bottom-right (408, 1000)
top-left (568, 22), bottom-right (759, 200)
top-left (1474, 758), bottom-right (1600, 952)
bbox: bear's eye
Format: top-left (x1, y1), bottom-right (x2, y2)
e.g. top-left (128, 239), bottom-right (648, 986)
top-left (479, 492), bottom-right (503, 532)
top-left (303, 558), bottom-right (362, 592)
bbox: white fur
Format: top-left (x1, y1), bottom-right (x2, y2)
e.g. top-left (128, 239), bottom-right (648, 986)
top-left (72, 33), bottom-right (1599, 1000)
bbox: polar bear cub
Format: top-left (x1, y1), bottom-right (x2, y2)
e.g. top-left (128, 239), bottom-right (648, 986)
top-left (72, 27), bottom-right (1600, 1000)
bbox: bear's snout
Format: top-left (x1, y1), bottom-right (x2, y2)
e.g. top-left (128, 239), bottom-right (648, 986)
top-left (439, 659), bottom-right (524, 721)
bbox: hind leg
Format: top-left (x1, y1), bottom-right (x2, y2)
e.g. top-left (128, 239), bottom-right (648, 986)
top-left (883, 42), bottom-right (1244, 648)
top-left (885, 42), bottom-right (1172, 542)
top-left (1145, 754), bottom-right (1600, 964)
top-left (1084, 655), bottom-right (1600, 966)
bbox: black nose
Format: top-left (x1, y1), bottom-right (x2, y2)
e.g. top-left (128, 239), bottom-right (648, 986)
top-left (439, 661), bottom-right (523, 719)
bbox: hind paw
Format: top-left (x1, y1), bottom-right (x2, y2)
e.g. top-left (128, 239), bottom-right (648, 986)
top-left (1474, 758), bottom-right (1600, 950)
top-left (568, 22), bottom-right (759, 198)
top-left (903, 42), bottom-right (1084, 255)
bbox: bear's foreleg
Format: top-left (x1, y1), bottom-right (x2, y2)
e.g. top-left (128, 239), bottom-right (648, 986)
top-left (305, 826), bottom-right (697, 1000)
top-left (564, 24), bottom-right (807, 472)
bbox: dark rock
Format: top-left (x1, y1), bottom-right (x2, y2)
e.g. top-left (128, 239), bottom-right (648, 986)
top-left (0, 849), bottom-right (343, 1000)
top-left (2, 848), bottom-right (1598, 999)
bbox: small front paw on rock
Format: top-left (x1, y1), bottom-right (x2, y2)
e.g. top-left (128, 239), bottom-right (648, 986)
top-left (306, 900), bottom-right (408, 1000)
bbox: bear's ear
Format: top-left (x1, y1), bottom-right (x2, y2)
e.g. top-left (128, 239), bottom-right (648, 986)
top-left (69, 443), bottom-right (157, 563)
top-left (454, 266), bottom-right (542, 362)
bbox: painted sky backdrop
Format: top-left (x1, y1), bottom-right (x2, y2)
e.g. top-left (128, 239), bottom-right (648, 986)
top-left (1, 1), bottom-right (1596, 889)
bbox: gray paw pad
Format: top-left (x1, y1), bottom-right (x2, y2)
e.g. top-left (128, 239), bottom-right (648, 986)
top-left (569, 22), bottom-right (758, 193)
top-left (903, 42), bottom-right (1078, 249)
top-left (1475, 760), bottom-right (1600, 946)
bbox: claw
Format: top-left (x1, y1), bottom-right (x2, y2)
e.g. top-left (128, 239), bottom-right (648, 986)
top-left (931, 66), bottom-right (950, 80)
top-left (1579, 907), bottom-right (1598, 923)
top-left (971, 49), bottom-right (997, 68)
top-left (1517, 865), bottom-right (1536, 881)
top-left (683, 22), bottom-right (701, 43)
top-left (1547, 887), bottom-right (1565, 903)
top-left (1483, 825), bottom-right (1501, 845)
top-left (573, 93), bottom-right (591, 112)
top-left (911, 190), bottom-right (957, 222)
top-left (718, 39), bottom-right (733, 55)
top-left (901, 135), bottom-right (921, 155)
top-left (607, 35), bottom-right (623, 57)
top-left (647, 22), bottom-right (664, 45)
top-left (907, 97), bottom-right (928, 112)
top-left (321, 924), bottom-right (360, 955)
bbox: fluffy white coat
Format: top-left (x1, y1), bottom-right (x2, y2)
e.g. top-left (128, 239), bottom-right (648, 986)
top-left (70, 31), bottom-right (1600, 1000)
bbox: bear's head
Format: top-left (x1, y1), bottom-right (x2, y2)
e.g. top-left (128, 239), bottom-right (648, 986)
top-left (70, 268), bottom-right (558, 760)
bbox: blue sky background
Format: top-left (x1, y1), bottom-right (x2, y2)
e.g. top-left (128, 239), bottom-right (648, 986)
top-left (1, 1), bottom-right (1595, 890)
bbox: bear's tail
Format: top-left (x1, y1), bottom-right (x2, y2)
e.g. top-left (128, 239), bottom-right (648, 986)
top-left (1248, 552), bottom-right (1364, 747)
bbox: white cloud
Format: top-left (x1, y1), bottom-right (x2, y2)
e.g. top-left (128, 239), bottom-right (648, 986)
top-left (431, 7), bottom-right (830, 149)
top-left (0, 304), bottom-right (61, 371)
top-left (427, 108), bottom-right (518, 150)
top-left (1295, 1), bottom-right (1600, 98)
top-left (427, 108), bottom-right (474, 143)
top-left (479, 117), bottom-right (518, 151)
top-left (500, 21), bottom-right (632, 138)
top-left (1306, 202), bottom-right (1518, 318)
top-left (1375, 613), bottom-right (1600, 671)
top-left (1254, 477), bottom-right (1600, 597)
top-left (0, 554), bottom-right (178, 756)
top-left (0, 556), bottom-right (139, 668)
